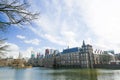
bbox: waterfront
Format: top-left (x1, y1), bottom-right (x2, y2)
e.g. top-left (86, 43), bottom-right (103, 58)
top-left (0, 67), bottom-right (120, 80)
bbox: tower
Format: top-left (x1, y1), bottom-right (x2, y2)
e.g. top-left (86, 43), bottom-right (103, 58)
top-left (86, 44), bottom-right (94, 68)
top-left (82, 40), bottom-right (86, 47)
top-left (18, 52), bottom-right (22, 59)
top-left (31, 51), bottom-right (35, 59)
top-left (80, 40), bottom-right (94, 68)
top-left (81, 40), bottom-right (86, 52)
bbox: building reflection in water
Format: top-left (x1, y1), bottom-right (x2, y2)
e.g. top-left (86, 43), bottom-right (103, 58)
top-left (49, 69), bottom-right (98, 80)
top-left (1, 67), bottom-right (120, 80)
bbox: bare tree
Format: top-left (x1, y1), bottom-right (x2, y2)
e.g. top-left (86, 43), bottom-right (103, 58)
top-left (0, 0), bottom-right (39, 57)
top-left (0, 39), bottom-right (9, 58)
top-left (0, 0), bottom-right (39, 31)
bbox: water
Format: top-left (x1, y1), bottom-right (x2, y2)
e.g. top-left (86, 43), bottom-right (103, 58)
top-left (0, 67), bottom-right (120, 80)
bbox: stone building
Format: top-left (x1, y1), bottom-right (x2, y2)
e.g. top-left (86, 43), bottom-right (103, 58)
top-left (93, 49), bottom-right (116, 65)
top-left (32, 41), bottom-right (94, 68)
top-left (55, 41), bottom-right (94, 68)
top-left (43, 49), bottom-right (59, 68)
top-left (28, 54), bottom-right (44, 67)
top-left (0, 58), bottom-right (13, 66)
top-left (43, 54), bottom-right (55, 68)
top-left (58, 47), bottom-right (80, 68)
top-left (79, 41), bottom-right (94, 68)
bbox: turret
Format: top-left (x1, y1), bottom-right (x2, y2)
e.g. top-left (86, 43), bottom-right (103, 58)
top-left (82, 40), bottom-right (86, 48)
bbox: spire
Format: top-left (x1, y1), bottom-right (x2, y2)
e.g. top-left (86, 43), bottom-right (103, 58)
top-left (82, 40), bottom-right (86, 47)
top-left (18, 52), bottom-right (22, 59)
top-left (82, 40), bottom-right (85, 47)
top-left (67, 46), bottom-right (69, 49)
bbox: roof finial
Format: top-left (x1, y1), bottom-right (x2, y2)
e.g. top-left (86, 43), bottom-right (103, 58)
top-left (82, 40), bottom-right (85, 47)
top-left (68, 46), bottom-right (69, 49)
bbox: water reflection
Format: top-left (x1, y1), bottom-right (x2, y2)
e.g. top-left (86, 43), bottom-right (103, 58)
top-left (0, 67), bottom-right (120, 80)
top-left (97, 69), bottom-right (120, 80)
top-left (48, 69), bottom-right (98, 80)
top-left (14, 69), bottom-right (28, 80)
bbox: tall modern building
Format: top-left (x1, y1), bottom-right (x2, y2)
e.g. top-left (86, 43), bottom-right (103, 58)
top-left (31, 51), bottom-right (35, 59)
top-left (18, 52), bottom-right (22, 59)
top-left (45, 49), bottom-right (49, 56)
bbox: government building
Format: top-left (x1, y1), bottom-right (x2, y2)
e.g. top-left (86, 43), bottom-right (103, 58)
top-left (43, 41), bottom-right (94, 68)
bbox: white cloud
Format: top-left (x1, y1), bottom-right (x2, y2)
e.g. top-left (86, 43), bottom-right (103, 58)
top-left (6, 44), bottom-right (41, 58)
top-left (22, 47), bottom-right (47, 58)
top-left (44, 34), bottom-right (66, 46)
top-left (5, 43), bottom-right (20, 58)
top-left (22, 47), bottom-right (34, 58)
top-left (24, 39), bottom-right (40, 45)
top-left (16, 35), bottom-right (26, 39)
top-left (29, 0), bottom-right (89, 48)
top-left (79, 0), bottom-right (120, 52)
top-left (28, 0), bottom-right (120, 53)
top-left (1, 42), bottom-right (42, 58)
top-left (16, 34), bottom-right (40, 46)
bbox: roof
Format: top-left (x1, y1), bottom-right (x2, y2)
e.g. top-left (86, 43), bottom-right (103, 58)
top-left (62, 47), bottom-right (80, 54)
top-left (108, 52), bottom-right (114, 56)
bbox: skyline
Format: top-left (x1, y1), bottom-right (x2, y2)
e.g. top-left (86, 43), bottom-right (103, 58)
top-left (1, 0), bottom-right (120, 58)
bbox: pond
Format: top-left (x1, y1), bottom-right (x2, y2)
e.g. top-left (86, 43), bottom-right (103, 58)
top-left (0, 67), bottom-right (120, 80)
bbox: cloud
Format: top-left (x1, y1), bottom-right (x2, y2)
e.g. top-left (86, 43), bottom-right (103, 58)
top-left (22, 47), bottom-right (47, 58)
top-left (24, 39), bottom-right (40, 45)
top-left (6, 43), bottom-right (40, 58)
top-left (16, 35), bottom-right (26, 39)
top-left (22, 47), bottom-right (34, 58)
top-left (5, 42), bottom-right (20, 58)
top-left (28, 0), bottom-right (120, 53)
top-left (7, 44), bottom-right (40, 58)
top-left (29, 0), bottom-right (89, 48)
top-left (79, 0), bottom-right (120, 52)
top-left (16, 34), bottom-right (40, 46)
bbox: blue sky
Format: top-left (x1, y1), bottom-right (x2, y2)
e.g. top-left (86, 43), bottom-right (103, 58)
top-left (1, 0), bottom-right (120, 58)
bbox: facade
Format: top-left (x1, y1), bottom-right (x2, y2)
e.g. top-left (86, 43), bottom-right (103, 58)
top-left (28, 52), bottom-right (44, 67)
top-left (93, 49), bottom-right (103, 64)
top-left (0, 58), bottom-right (13, 66)
top-left (43, 49), bottom-right (59, 68)
top-left (43, 41), bottom-right (94, 68)
top-left (94, 49), bottom-right (116, 65)
top-left (27, 41), bottom-right (118, 69)
top-left (58, 47), bottom-right (80, 68)
top-left (43, 54), bottom-right (55, 68)
top-left (79, 41), bottom-right (94, 68)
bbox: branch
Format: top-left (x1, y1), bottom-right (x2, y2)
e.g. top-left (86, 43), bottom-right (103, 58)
top-left (0, 0), bottom-right (39, 31)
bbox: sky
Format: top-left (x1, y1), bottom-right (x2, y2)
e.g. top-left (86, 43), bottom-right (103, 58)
top-left (1, 0), bottom-right (120, 58)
